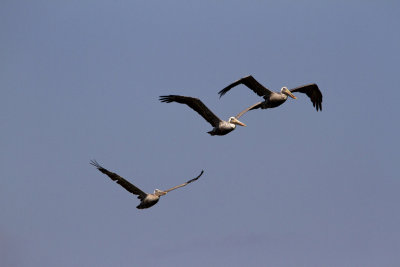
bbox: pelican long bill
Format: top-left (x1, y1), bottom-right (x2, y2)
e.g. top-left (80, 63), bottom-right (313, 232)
top-left (285, 89), bottom-right (297, 99)
top-left (232, 118), bottom-right (246, 127)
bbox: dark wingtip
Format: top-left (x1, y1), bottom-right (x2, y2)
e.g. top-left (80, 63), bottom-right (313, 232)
top-left (159, 95), bottom-right (174, 103)
top-left (218, 89), bottom-right (227, 98)
top-left (192, 170), bottom-right (205, 181)
top-left (316, 101), bottom-right (322, 111)
top-left (90, 159), bottom-right (102, 169)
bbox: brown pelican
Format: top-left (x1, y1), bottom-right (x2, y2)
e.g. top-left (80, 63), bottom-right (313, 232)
top-left (90, 160), bottom-right (203, 209)
top-left (159, 95), bottom-right (247, 136)
top-left (218, 75), bottom-right (323, 111)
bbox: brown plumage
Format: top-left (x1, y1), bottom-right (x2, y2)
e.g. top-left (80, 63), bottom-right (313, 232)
top-left (159, 95), bottom-right (248, 135)
top-left (91, 160), bottom-right (203, 209)
top-left (219, 75), bottom-right (323, 111)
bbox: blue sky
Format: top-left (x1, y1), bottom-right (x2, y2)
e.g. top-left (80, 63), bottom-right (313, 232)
top-left (1, 1), bottom-right (399, 266)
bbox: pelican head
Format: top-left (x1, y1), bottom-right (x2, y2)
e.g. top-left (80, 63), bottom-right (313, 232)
top-left (228, 117), bottom-right (247, 127)
top-left (154, 189), bottom-right (167, 196)
top-left (281, 87), bottom-right (297, 99)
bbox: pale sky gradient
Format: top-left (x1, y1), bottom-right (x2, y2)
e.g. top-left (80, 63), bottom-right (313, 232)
top-left (1, 1), bottom-right (400, 266)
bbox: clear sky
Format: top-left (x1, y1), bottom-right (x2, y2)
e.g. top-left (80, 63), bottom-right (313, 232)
top-left (1, 1), bottom-right (399, 266)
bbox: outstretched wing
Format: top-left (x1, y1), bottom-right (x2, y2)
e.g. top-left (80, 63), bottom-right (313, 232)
top-left (218, 75), bottom-right (272, 98)
top-left (290, 83), bottom-right (323, 111)
top-left (90, 160), bottom-right (147, 199)
top-left (159, 95), bottom-right (222, 127)
top-left (234, 101), bottom-right (263, 119)
top-left (163, 170), bottom-right (204, 193)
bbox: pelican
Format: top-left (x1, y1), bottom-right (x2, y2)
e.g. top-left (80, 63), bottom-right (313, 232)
top-left (218, 75), bottom-right (323, 111)
top-left (159, 95), bottom-right (248, 136)
top-left (90, 160), bottom-right (203, 209)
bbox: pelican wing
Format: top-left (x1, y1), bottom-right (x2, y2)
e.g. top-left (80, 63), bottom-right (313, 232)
top-left (290, 83), bottom-right (322, 111)
top-left (218, 75), bottom-right (272, 98)
top-left (159, 95), bottom-right (222, 127)
top-left (234, 101), bottom-right (263, 119)
top-left (90, 160), bottom-right (147, 199)
top-left (163, 170), bottom-right (204, 193)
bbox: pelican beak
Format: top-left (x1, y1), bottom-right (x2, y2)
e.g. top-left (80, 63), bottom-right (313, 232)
top-left (233, 118), bottom-right (246, 127)
top-left (287, 90), bottom-right (297, 99)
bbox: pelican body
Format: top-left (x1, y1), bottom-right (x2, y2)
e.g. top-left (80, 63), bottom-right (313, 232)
top-left (218, 75), bottom-right (323, 111)
top-left (159, 95), bottom-right (247, 136)
top-left (208, 117), bottom-right (245, 136)
top-left (136, 190), bottom-right (163, 209)
top-left (90, 160), bottom-right (203, 209)
top-left (260, 88), bottom-right (296, 109)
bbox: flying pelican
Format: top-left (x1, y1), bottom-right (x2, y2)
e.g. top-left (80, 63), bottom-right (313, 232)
top-left (159, 95), bottom-right (248, 136)
top-left (90, 160), bottom-right (204, 209)
top-left (218, 75), bottom-right (323, 111)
